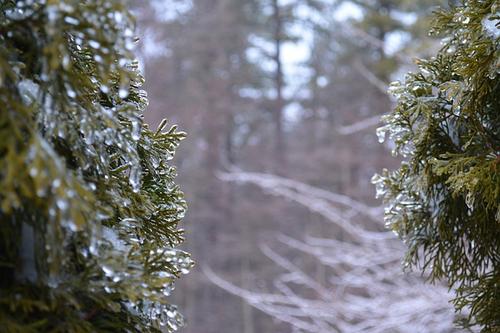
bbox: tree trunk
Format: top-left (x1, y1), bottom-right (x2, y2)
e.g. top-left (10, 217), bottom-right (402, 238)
top-left (272, 0), bottom-right (286, 173)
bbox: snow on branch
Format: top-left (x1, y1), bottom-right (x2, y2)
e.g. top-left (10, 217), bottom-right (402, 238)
top-left (218, 170), bottom-right (388, 242)
top-left (207, 170), bottom-right (463, 332)
top-left (336, 115), bottom-right (383, 136)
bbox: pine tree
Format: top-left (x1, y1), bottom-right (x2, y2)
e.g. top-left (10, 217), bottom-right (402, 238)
top-left (0, 1), bottom-right (192, 332)
top-left (373, 0), bottom-right (499, 331)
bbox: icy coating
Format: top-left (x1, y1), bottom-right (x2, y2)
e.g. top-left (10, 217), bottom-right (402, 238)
top-left (373, 1), bottom-right (500, 331)
top-left (0, 0), bottom-right (192, 331)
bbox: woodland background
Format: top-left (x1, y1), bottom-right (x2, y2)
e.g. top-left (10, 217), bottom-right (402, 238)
top-left (132, 1), bottom-right (459, 332)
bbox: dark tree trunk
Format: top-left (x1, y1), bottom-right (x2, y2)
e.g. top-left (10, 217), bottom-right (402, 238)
top-left (272, 0), bottom-right (286, 173)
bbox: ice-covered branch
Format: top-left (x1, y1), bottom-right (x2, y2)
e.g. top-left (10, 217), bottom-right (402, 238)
top-left (219, 170), bottom-right (388, 242)
top-left (208, 170), bottom-right (463, 332)
top-left (336, 115), bottom-right (382, 136)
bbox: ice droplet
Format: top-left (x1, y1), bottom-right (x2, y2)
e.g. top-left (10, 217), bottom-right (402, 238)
top-left (102, 265), bottom-right (114, 277)
top-left (89, 40), bottom-right (101, 49)
top-left (125, 39), bottom-right (135, 51)
top-left (29, 167), bottom-right (38, 177)
top-left (89, 239), bottom-right (98, 255)
top-left (465, 192), bottom-right (475, 210)
top-left (114, 12), bottom-right (123, 23)
top-left (159, 316), bottom-right (168, 327)
top-left (152, 156), bottom-right (160, 168)
top-left (47, 5), bottom-right (58, 22)
top-left (387, 81), bottom-right (402, 97)
top-left (56, 199), bottom-right (68, 211)
top-left (100, 84), bottom-right (109, 93)
top-left (47, 276), bottom-right (59, 288)
top-left (62, 55), bottom-right (71, 69)
top-left (67, 87), bottom-right (76, 98)
top-left (64, 16), bottom-right (79, 25)
top-left (52, 179), bottom-right (61, 188)
top-left (131, 119), bottom-right (141, 141)
top-left (118, 58), bottom-right (128, 67)
top-left (119, 87), bottom-right (129, 99)
top-left (65, 219), bottom-right (78, 232)
top-left (129, 166), bottom-right (141, 193)
top-left (371, 174), bottom-right (387, 199)
top-left (5, 7), bottom-right (26, 20)
top-left (124, 28), bottom-right (133, 37)
top-left (376, 125), bottom-right (389, 143)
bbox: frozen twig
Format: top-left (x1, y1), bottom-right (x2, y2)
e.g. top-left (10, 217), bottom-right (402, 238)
top-left (207, 170), bottom-right (462, 332)
top-left (337, 115), bottom-right (383, 136)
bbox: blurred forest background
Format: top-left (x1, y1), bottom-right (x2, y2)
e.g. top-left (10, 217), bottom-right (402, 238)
top-left (131, 1), bottom-right (462, 332)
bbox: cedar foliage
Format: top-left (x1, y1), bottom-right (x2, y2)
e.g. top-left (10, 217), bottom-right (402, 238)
top-left (373, 0), bottom-right (499, 331)
top-left (0, 0), bottom-right (192, 332)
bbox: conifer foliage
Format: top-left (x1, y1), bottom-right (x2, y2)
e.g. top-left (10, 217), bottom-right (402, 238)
top-left (373, 1), bottom-right (499, 331)
top-left (0, 0), bottom-right (192, 331)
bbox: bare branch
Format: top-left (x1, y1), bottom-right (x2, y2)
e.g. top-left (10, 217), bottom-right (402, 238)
top-left (353, 59), bottom-right (389, 94)
top-left (337, 114), bottom-right (383, 136)
top-left (209, 170), bottom-right (464, 333)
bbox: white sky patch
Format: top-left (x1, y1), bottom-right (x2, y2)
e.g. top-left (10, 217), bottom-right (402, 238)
top-left (393, 10), bottom-right (418, 26)
top-left (284, 102), bottom-right (304, 128)
top-left (280, 2), bottom-right (316, 122)
top-left (333, 1), bottom-right (363, 21)
top-left (232, 1), bottom-right (411, 125)
top-left (247, 0), bottom-right (366, 117)
top-left (247, 34), bottom-right (276, 76)
top-left (294, 1), bottom-right (330, 28)
top-left (281, 41), bottom-right (310, 82)
top-left (239, 87), bottom-right (264, 100)
top-left (317, 76), bottom-right (328, 87)
top-left (150, 0), bottom-right (192, 23)
top-left (281, 0), bottom-right (364, 101)
top-left (279, 0), bottom-right (298, 6)
top-left (384, 31), bottom-right (410, 56)
top-left (141, 29), bottom-right (170, 58)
